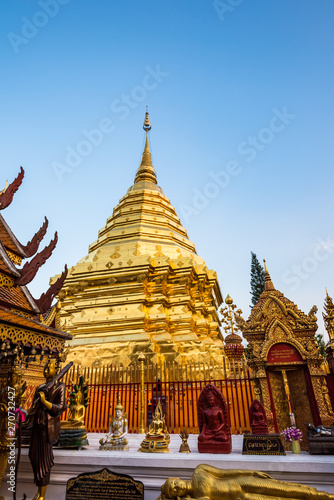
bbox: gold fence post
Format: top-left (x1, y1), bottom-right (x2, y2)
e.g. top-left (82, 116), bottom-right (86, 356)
top-left (138, 352), bottom-right (145, 434)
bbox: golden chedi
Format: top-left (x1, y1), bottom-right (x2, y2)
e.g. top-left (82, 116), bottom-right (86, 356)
top-left (139, 401), bottom-right (170, 453)
top-left (53, 110), bottom-right (225, 367)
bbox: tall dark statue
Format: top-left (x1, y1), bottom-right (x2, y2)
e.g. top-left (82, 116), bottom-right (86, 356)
top-left (28, 359), bottom-right (71, 500)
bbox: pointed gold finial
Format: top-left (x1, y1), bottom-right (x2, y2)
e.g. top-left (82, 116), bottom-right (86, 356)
top-left (143, 106), bottom-right (151, 131)
top-left (225, 294), bottom-right (233, 305)
top-left (263, 259), bottom-right (275, 291)
top-left (115, 392), bottom-right (124, 411)
top-left (134, 108), bottom-right (157, 185)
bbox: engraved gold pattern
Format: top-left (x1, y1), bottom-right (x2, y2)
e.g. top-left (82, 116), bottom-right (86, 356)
top-left (0, 273), bottom-right (14, 288)
top-left (0, 324), bottom-right (65, 351)
top-left (5, 250), bottom-right (22, 265)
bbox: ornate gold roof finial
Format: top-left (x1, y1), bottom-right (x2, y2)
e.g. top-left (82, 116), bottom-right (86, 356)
top-left (323, 289), bottom-right (334, 341)
top-left (263, 259), bottom-right (275, 292)
top-left (220, 295), bottom-right (244, 360)
top-left (134, 108), bottom-right (157, 185)
top-left (143, 106), bottom-right (151, 131)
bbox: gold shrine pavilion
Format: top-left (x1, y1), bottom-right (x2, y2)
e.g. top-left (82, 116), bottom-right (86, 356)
top-left (235, 261), bottom-right (334, 441)
top-left (55, 111), bottom-right (226, 367)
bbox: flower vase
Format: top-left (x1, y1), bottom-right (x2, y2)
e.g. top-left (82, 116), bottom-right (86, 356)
top-left (291, 438), bottom-right (301, 454)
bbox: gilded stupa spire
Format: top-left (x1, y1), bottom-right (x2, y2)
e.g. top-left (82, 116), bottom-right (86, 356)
top-left (134, 108), bottom-right (157, 185)
top-left (263, 259), bottom-right (275, 291)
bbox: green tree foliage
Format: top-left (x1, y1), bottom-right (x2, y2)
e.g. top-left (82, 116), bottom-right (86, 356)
top-left (250, 252), bottom-right (265, 307)
top-left (315, 333), bottom-right (326, 359)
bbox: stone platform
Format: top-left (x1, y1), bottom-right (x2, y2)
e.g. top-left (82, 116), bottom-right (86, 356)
top-left (4, 434), bottom-right (334, 500)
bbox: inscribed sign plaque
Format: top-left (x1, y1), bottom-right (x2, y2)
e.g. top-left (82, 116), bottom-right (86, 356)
top-left (66, 468), bottom-right (144, 500)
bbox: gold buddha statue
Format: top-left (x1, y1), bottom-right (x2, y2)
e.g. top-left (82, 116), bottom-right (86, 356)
top-left (99, 395), bottom-right (128, 450)
top-left (139, 402), bottom-right (170, 453)
top-left (58, 375), bottom-right (89, 449)
top-left (61, 389), bottom-right (85, 428)
top-left (157, 464), bottom-right (334, 500)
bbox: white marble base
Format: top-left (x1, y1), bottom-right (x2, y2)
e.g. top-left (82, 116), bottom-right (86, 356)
top-left (3, 434), bottom-right (334, 500)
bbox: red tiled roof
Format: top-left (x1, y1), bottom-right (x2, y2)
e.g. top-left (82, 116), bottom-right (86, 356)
top-left (0, 215), bottom-right (25, 258)
top-left (0, 260), bottom-right (9, 274)
top-left (0, 285), bottom-right (33, 312)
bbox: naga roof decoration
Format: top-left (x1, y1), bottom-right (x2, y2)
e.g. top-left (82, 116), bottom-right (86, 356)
top-left (0, 167), bottom-right (24, 210)
top-left (35, 264), bottom-right (68, 314)
top-left (15, 232), bottom-right (58, 286)
top-left (21, 216), bottom-right (49, 258)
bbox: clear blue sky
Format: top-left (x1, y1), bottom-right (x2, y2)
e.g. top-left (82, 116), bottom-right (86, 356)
top-left (1, 1), bottom-right (334, 339)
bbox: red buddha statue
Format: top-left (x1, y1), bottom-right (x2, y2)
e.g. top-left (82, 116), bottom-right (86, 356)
top-left (197, 384), bottom-right (231, 454)
top-left (249, 399), bottom-right (269, 435)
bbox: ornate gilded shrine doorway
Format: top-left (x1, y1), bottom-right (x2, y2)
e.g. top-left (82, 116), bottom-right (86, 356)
top-left (266, 343), bottom-right (319, 449)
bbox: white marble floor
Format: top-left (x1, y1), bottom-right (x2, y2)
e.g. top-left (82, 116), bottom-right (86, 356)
top-left (4, 434), bottom-right (334, 500)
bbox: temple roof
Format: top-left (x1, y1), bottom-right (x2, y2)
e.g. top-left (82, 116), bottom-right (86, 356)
top-left (0, 240), bottom-right (20, 277)
top-left (0, 308), bottom-right (71, 340)
top-left (0, 283), bottom-right (38, 313)
top-left (0, 214), bottom-right (27, 259)
top-left (0, 167), bottom-right (71, 352)
top-left (236, 261), bottom-right (317, 335)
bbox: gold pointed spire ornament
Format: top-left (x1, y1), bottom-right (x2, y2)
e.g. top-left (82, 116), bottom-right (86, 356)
top-left (263, 259), bottom-right (275, 292)
top-left (220, 295), bottom-right (244, 361)
top-left (323, 289), bottom-right (334, 342)
top-left (134, 108), bottom-right (157, 185)
top-left (143, 106), bottom-right (151, 131)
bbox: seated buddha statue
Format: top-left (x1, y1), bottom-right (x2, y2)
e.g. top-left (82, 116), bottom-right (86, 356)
top-left (99, 395), bottom-right (128, 450)
top-left (249, 399), bottom-right (269, 435)
top-left (58, 377), bottom-right (89, 449)
top-left (197, 384), bottom-right (231, 453)
top-left (157, 464), bottom-right (334, 500)
top-left (139, 402), bottom-right (170, 453)
top-left (61, 389), bottom-right (86, 428)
